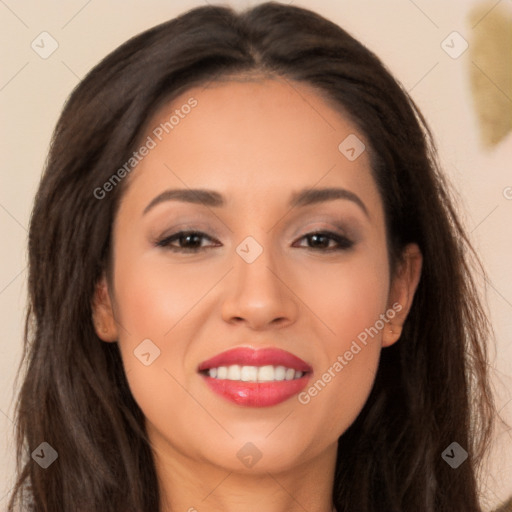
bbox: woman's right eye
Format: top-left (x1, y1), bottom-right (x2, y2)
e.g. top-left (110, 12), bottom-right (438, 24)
top-left (156, 231), bottom-right (220, 253)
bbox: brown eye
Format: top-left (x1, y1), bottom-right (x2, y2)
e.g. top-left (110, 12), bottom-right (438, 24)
top-left (156, 231), bottom-right (219, 253)
top-left (295, 231), bottom-right (354, 251)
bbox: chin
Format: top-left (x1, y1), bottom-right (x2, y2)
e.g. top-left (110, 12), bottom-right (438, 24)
top-left (195, 430), bottom-right (325, 475)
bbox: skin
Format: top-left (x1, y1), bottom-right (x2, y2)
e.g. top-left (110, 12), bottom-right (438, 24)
top-left (92, 76), bottom-right (422, 512)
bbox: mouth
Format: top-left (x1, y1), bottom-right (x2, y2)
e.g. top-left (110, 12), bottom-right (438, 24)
top-left (197, 347), bottom-right (312, 407)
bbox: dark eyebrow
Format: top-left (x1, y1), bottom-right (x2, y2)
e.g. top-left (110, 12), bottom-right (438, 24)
top-left (143, 187), bottom-right (369, 218)
top-left (289, 187), bottom-right (369, 217)
top-left (143, 189), bottom-right (224, 215)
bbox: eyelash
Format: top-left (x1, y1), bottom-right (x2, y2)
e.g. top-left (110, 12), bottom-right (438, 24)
top-left (155, 230), bottom-right (355, 253)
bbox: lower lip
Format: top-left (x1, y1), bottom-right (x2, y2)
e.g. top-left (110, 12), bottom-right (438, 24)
top-left (201, 374), bottom-right (311, 407)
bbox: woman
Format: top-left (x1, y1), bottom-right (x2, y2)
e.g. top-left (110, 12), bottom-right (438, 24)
top-left (8, 2), bottom-right (498, 511)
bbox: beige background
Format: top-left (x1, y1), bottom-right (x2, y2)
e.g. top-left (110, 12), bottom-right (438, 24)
top-left (1, 0), bottom-right (511, 509)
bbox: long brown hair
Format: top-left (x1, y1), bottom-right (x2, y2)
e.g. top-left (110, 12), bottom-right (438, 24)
top-left (9, 2), bottom-right (497, 511)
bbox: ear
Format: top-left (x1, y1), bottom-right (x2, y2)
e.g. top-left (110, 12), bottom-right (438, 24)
top-left (382, 243), bottom-right (423, 347)
top-left (91, 273), bottom-right (118, 342)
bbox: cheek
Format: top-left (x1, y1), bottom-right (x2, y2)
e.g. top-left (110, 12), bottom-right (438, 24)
top-left (110, 254), bottom-right (212, 448)
top-left (111, 251), bottom-right (227, 424)
top-left (298, 345), bottom-right (381, 444)
top-left (304, 246), bottom-right (390, 345)
top-left (295, 249), bottom-right (389, 434)
top-left (113, 249), bottom-right (222, 338)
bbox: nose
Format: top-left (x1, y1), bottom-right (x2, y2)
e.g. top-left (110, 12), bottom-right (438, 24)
top-left (220, 239), bottom-right (299, 331)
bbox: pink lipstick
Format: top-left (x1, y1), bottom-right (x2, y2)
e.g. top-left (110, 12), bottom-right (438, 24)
top-left (198, 347), bottom-right (312, 407)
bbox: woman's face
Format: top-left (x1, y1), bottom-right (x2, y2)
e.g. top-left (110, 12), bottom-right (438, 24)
top-left (94, 77), bottom-right (420, 476)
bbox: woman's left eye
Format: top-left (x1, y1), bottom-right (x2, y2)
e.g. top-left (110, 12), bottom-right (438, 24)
top-left (156, 230), bottom-right (354, 253)
top-left (294, 231), bottom-right (354, 251)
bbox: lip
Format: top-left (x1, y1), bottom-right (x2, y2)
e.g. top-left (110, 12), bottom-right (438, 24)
top-left (198, 347), bottom-right (312, 373)
top-left (198, 347), bottom-right (313, 407)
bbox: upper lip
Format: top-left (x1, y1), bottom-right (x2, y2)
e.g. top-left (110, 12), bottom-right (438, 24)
top-left (198, 347), bottom-right (313, 373)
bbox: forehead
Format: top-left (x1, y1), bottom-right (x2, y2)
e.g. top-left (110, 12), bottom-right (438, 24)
top-left (145, 77), bottom-right (362, 162)
top-left (119, 77), bottom-right (381, 218)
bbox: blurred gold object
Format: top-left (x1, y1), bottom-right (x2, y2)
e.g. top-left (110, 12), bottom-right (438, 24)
top-left (468, 1), bottom-right (512, 148)
top-left (494, 496), bottom-right (512, 512)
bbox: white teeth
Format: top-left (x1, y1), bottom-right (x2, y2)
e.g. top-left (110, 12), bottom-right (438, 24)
top-left (258, 365), bottom-right (275, 382)
top-left (240, 365), bottom-right (258, 382)
top-left (274, 366), bottom-right (286, 381)
top-left (227, 365), bottom-right (241, 380)
top-left (206, 364), bottom-right (305, 382)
